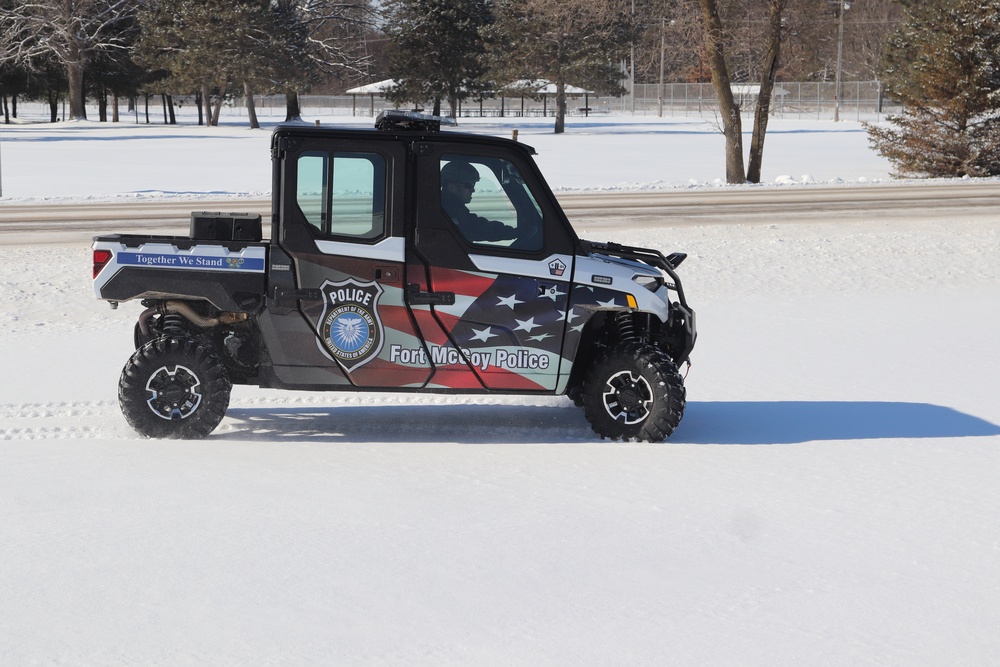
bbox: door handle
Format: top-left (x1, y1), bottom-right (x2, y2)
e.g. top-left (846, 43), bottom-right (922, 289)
top-left (271, 286), bottom-right (323, 306)
top-left (406, 283), bottom-right (455, 306)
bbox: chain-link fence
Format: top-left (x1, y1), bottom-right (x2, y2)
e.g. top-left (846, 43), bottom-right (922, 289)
top-left (631, 81), bottom-right (899, 121)
top-left (7, 81), bottom-right (899, 123)
top-left (320, 80), bottom-right (899, 121)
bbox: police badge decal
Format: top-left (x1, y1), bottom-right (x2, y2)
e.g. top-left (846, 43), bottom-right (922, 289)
top-left (316, 278), bottom-right (385, 371)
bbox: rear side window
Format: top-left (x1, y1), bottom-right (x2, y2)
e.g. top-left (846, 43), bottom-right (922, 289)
top-left (296, 151), bottom-right (386, 240)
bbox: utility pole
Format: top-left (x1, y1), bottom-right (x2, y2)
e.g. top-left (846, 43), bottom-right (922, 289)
top-left (834, 0), bottom-right (845, 121)
top-left (630, 0), bottom-right (636, 114)
top-left (658, 18), bottom-right (666, 117)
top-left (658, 18), bottom-right (672, 118)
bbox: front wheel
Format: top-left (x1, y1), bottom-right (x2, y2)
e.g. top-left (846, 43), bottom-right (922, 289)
top-left (582, 342), bottom-right (686, 442)
top-left (119, 336), bottom-right (231, 439)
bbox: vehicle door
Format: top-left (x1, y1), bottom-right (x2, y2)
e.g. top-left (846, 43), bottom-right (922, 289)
top-left (406, 141), bottom-right (577, 392)
top-left (264, 136), bottom-right (434, 389)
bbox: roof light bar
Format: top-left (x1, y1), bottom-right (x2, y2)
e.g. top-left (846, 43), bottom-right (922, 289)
top-left (375, 110), bottom-right (457, 132)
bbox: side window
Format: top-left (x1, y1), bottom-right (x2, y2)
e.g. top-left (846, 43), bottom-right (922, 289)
top-left (440, 153), bottom-right (543, 252)
top-left (297, 153), bottom-right (327, 231)
top-left (296, 151), bottom-right (386, 240)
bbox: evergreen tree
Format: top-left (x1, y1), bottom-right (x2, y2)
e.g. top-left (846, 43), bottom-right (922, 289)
top-left (136, 0), bottom-right (227, 125)
top-left (494, 0), bottom-right (629, 134)
top-left (382, 0), bottom-right (495, 117)
top-left (867, 0), bottom-right (1000, 178)
top-left (138, 0), bottom-right (310, 128)
top-left (0, 64), bottom-right (28, 123)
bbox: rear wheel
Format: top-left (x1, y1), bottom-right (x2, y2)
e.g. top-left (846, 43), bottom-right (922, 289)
top-left (119, 336), bottom-right (231, 439)
top-left (582, 341), bottom-right (686, 442)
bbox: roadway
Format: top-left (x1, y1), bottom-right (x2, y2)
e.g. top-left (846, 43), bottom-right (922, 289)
top-left (1, 180), bottom-right (998, 245)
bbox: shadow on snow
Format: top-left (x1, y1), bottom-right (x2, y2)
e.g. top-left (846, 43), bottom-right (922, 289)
top-left (221, 402), bottom-right (590, 444)
top-left (217, 400), bottom-right (1000, 445)
top-left (681, 401), bottom-right (1000, 445)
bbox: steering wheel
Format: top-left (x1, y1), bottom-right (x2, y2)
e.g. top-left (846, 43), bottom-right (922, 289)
top-left (511, 220), bottom-right (543, 250)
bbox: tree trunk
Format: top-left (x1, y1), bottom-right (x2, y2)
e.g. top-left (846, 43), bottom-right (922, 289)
top-left (698, 0), bottom-right (745, 184)
top-left (244, 82), bottom-right (260, 129)
top-left (48, 90), bottom-right (59, 123)
top-left (195, 92), bottom-right (204, 126)
top-left (211, 87), bottom-right (225, 126)
top-left (2, 95), bottom-right (8, 124)
top-left (166, 95), bottom-right (176, 124)
top-left (66, 46), bottom-right (87, 121)
top-left (98, 88), bottom-right (108, 122)
top-left (554, 82), bottom-right (567, 134)
top-left (201, 85), bottom-right (211, 126)
top-left (285, 90), bottom-right (302, 122)
top-left (746, 0), bottom-right (785, 184)
top-left (112, 94), bottom-right (120, 123)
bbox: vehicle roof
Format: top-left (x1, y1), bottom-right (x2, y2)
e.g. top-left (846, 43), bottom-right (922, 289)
top-left (270, 122), bottom-right (538, 156)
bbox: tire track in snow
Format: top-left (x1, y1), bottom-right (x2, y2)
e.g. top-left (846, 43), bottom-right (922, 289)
top-left (0, 400), bottom-right (118, 440)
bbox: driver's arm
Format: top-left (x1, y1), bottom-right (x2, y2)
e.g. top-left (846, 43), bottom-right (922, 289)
top-left (457, 213), bottom-right (517, 242)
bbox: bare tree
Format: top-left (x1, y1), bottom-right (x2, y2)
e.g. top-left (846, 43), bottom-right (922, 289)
top-left (630, 1), bottom-right (701, 83)
top-left (746, 0), bottom-right (784, 183)
top-left (276, 1), bottom-right (376, 121)
top-left (633, 0), bottom-right (903, 85)
top-left (0, 0), bottom-right (138, 120)
top-left (698, 0), bottom-right (744, 182)
top-left (697, 0), bottom-right (787, 184)
top-left (842, 0), bottom-right (904, 81)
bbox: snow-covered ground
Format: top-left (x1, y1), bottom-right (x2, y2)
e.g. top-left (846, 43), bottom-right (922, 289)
top-left (2, 112), bottom-right (999, 665)
top-left (0, 107), bottom-right (894, 203)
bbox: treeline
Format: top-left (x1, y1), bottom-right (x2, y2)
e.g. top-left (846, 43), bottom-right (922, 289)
top-left (0, 0), bottom-right (374, 126)
top-left (1, 0), bottom-right (899, 128)
top-left (4, 0), bottom-right (998, 178)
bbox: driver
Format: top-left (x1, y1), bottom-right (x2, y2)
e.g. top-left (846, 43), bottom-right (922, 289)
top-left (440, 161), bottom-right (518, 243)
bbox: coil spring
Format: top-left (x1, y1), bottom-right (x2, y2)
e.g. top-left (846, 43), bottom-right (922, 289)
top-left (159, 312), bottom-right (186, 335)
top-left (615, 312), bottom-right (636, 341)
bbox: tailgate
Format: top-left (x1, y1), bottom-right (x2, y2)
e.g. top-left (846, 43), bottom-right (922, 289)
top-left (93, 235), bottom-right (269, 312)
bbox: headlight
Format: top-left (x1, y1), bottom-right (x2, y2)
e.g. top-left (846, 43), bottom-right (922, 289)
top-left (632, 274), bottom-right (664, 292)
